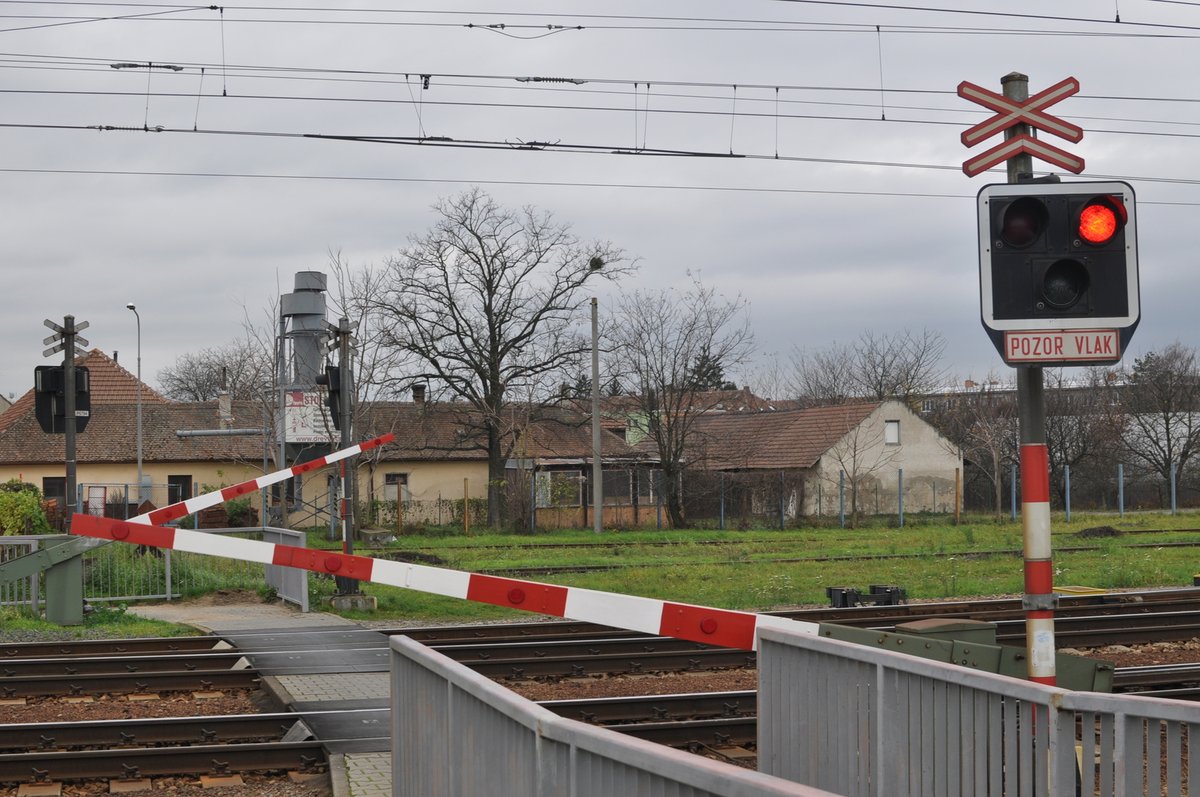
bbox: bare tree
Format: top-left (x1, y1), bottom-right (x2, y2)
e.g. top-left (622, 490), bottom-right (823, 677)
top-left (790, 328), bottom-right (946, 406)
top-left (789, 341), bottom-right (856, 406)
top-left (927, 376), bottom-right (1017, 518)
top-left (609, 277), bottom-right (753, 528)
top-left (157, 336), bottom-right (274, 401)
top-left (820, 408), bottom-right (901, 526)
top-left (365, 188), bottom-right (629, 527)
top-left (1044, 367), bottom-right (1124, 505)
top-left (1118, 342), bottom-right (1200, 499)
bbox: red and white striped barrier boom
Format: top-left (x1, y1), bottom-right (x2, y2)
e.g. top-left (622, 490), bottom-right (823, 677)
top-left (69, 511), bottom-right (817, 650)
top-left (127, 433), bottom-right (395, 527)
top-left (71, 429), bottom-right (816, 649)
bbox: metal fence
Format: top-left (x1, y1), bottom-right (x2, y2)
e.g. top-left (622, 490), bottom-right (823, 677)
top-left (389, 634), bottom-right (838, 797)
top-left (757, 623), bottom-right (1197, 797)
top-left (0, 537), bottom-right (39, 610)
top-left (1, 527), bottom-right (308, 615)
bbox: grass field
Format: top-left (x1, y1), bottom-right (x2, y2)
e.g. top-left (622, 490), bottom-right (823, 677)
top-left (8, 511), bottom-right (1198, 637)
top-left (311, 510), bottom-right (1200, 623)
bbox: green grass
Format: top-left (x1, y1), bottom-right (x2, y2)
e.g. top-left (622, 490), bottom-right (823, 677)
top-left (10, 510), bottom-right (1200, 636)
top-left (0, 604), bottom-right (202, 641)
top-left (304, 510), bottom-right (1200, 621)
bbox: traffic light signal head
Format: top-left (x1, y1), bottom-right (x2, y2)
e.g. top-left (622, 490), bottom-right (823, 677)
top-left (34, 365), bottom-right (90, 433)
top-left (977, 181), bottom-right (1139, 365)
top-left (315, 364), bottom-right (342, 430)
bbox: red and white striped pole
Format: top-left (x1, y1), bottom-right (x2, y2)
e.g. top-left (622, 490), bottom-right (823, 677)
top-left (1020, 438), bottom-right (1056, 686)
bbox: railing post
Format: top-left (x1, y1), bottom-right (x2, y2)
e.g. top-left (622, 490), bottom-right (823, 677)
top-left (1118, 463), bottom-right (1125, 518)
top-left (1170, 462), bottom-right (1178, 515)
top-left (1064, 464), bottom-right (1071, 523)
top-left (838, 470), bottom-right (846, 529)
top-left (719, 472), bottom-right (725, 530)
top-left (1010, 463), bottom-right (1018, 521)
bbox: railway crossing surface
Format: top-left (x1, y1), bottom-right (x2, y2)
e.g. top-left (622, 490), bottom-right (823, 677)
top-left (131, 600), bottom-right (394, 797)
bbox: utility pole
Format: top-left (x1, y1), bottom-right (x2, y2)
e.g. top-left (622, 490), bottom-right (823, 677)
top-left (591, 297), bottom-right (602, 534)
top-left (330, 316), bottom-right (359, 595)
top-left (39, 315), bottom-right (90, 625)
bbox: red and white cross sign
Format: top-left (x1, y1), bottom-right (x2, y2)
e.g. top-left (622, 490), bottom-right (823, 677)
top-left (958, 77), bottom-right (1083, 147)
top-left (958, 76), bottom-right (1085, 176)
top-left (962, 133), bottom-right (1084, 177)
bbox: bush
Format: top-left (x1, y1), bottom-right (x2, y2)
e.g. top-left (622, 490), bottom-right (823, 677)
top-left (0, 486), bottom-right (51, 534)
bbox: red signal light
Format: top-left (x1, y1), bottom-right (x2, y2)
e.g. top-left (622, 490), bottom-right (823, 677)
top-left (1078, 199), bottom-right (1121, 245)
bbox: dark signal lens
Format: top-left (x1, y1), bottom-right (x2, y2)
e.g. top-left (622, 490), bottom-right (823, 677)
top-left (999, 197), bottom-right (1047, 248)
top-left (1042, 259), bottom-right (1089, 310)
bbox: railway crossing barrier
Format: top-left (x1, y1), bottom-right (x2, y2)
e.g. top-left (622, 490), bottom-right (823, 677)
top-left (61, 435), bottom-right (1200, 796)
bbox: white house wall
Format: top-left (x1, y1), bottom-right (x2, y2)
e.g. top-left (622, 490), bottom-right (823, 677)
top-left (807, 400), bottom-right (962, 516)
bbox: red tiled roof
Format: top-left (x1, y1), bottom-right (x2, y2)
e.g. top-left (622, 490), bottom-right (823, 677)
top-left (0, 400), bottom-right (269, 465)
top-left (359, 403), bottom-right (648, 462)
top-left (0, 349), bottom-right (166, 434)
top-left (0, 394), bottom-right (648, 467)
top-left (687, 402), bottom-right (881, 470)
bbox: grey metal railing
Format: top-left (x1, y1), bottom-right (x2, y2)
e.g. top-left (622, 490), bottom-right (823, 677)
top-left (757, 624), bottom-right (1198, 797)
top-left (390, 634), bottom-right (839, 797)
top-left (1, 527), bottom-right (308, 614)
top-left (0, 537), bottom-right (40, 610)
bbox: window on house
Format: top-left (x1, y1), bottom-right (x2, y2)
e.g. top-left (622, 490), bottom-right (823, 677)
top-left (885, 420), bottom-right (901, 445)
top-left (602, 470), bottom-right (632, 505)
top-left (383, 472), bottom-right (410, 502)
top-left (167, 475), bottom-right (193, 505)
top-left (85, 486), bottom-right (106, 516)
top-left (42, 477), bottom-right (65, 506)
top-left (535, 470), bottom-right (582, 508)
top-left (636, 469), bottom-right (663, 503)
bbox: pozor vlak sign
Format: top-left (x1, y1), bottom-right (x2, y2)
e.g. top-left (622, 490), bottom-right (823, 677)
top-left (977, 180), bottom-right (1140, 367)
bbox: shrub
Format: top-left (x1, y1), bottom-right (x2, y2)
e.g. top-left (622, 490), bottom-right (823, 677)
top-left (0, 488), bottom-right (51, 534)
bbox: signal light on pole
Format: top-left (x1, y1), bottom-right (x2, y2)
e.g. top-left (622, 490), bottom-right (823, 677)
top-left (315, 365), bottom-right (342, 431)
top-left (977, 181), bottom-right (1139, 367)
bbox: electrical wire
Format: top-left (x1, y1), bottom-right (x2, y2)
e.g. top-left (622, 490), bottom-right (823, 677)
top-left (1, 165), bottom-right (1197, 205)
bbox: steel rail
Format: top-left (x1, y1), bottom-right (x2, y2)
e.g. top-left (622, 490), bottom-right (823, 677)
top-left (0, 740), bottom-right (326, 784)
top-left (0, 636), bottom-right (226, 659)
top-left (0, 714), bottom-right (305, 753)
top-left (0, 668), bottom-right (261, 698)
top-left (0, 652), bottom-right (248, 678)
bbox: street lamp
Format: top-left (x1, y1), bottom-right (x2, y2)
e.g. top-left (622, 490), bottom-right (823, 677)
top-left (126, 303), bottom-right (143, 504)
top-left (589, 256), bottom-right (603, 535)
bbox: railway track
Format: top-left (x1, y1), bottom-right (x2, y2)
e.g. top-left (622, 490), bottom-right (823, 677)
top-left (2, 590), bottom-right (1197, 790)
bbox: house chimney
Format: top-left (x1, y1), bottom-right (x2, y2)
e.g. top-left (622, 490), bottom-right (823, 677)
top-left (413, 384), bottom-right (426, 404)
top-left (964, 379), bottom-right (977, 390)
top-left (218, 390), bottom-right (233, 429)
top-left (113, 350), bottom-right (119, 364)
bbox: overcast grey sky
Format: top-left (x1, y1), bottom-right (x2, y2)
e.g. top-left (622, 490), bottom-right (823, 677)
top-left (3, 0), bottom-right (1198, 399)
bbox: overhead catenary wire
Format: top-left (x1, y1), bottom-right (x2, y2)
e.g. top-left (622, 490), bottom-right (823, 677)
top-left (5, 2), bottom-right (1200, 36)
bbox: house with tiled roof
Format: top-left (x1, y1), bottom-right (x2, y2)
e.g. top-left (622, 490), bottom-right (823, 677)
top-left (686, 400), bottom-right (961, 520)
top-left (0, 351), bottom-right (657, 531)
top-left (0, 350), bottom-right (273, 525)
top-left (354, 397), bottom-right (657, 530)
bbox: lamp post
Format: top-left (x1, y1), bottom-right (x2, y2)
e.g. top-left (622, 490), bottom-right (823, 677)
top-left (588, 256), bottom-right (603, 535)
top-left (126, 303), bottom-right (143, 504)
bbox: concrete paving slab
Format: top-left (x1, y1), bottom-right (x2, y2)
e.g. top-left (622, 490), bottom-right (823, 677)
top-left (127, 601), bottom-right (355, 633)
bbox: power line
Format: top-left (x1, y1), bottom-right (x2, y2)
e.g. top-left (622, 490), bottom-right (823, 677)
top-left (5, 1), bottom-right (1200, 36)
top-left (2, 165), bottom-right (1198, 203)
